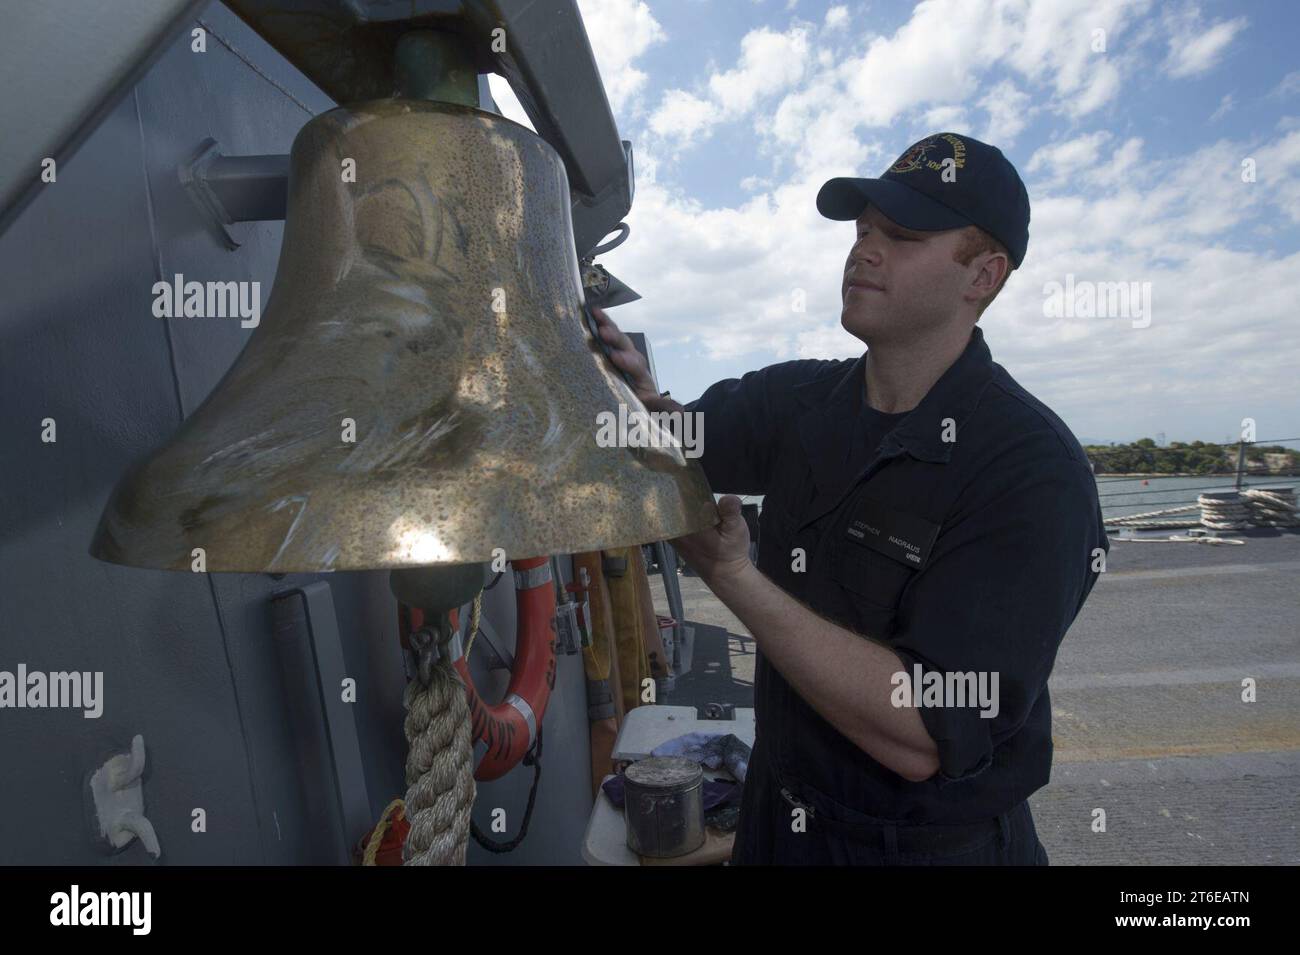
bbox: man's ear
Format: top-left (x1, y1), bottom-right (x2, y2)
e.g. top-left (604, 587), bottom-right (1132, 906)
top-left (969, 251), bottom-right (1009, 306)
top-left (982, 251), bottom-right (1010, 292)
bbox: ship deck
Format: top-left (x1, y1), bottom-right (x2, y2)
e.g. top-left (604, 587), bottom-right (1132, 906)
top-left (652, 528), bottom-right (1300, 864)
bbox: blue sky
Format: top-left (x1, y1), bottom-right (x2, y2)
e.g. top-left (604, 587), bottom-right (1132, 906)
top-left (490, 0), bottom-right (1300, 447)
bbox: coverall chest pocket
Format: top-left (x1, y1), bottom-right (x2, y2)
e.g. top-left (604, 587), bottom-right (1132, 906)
top-left (827, 542), bottom-right (916, 636)
top-left (758, 501), bottom-right (814, 584)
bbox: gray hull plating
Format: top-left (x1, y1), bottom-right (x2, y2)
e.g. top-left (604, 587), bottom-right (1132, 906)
top-left (0, 3), bottom-right (593, 866)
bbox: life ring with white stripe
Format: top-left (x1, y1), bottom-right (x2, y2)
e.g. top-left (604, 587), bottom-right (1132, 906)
top-left (400, 556), bottom-right (557, 781)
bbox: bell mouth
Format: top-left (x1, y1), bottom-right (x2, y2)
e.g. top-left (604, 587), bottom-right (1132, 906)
top-left (90, 99), bottom-right (716, 573)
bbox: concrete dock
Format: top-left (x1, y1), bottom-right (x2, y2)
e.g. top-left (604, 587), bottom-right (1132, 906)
top-left (652, 529), bottom-right (1300, 864)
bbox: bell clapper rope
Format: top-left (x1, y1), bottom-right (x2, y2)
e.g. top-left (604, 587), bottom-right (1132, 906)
top-left (401, 612), bottom-right (475, 865)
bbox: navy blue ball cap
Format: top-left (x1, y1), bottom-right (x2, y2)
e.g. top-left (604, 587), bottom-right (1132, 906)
top-left (816, 132), bottom-right (1030, 267)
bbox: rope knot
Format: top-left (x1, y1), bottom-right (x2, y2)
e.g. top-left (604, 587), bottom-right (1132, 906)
top-left (409, 616), bottom-right (456, 688)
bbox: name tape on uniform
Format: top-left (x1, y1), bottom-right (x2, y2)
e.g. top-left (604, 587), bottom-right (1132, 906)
top-left (843, 495), bottom-right (941, 570)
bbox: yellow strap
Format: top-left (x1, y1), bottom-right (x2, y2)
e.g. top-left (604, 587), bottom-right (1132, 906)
top-left (362, 798), bottom-right (406, 866)
top-left (463, 592), bottom-right (483, 658)
top-left (606, 546), bottom-right (651, 714)
top-left (575, 552), bottom-right (611, 681)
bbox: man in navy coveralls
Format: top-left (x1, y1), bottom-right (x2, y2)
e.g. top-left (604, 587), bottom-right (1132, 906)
top-left (593, 133), bottom-right (1106, 865)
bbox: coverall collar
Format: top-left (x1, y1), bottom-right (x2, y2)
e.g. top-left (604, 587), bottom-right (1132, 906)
top-left (792, 326), bottom-right (996, 518)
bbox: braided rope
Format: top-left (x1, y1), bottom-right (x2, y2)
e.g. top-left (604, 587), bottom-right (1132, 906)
top-left (402, 621), bottom-right (475, 866)
top-left (1106, 504), bottom-right (1200, 530)
top-left (1244, 488), bottom-right (1300, 527)
top-left (1107, 487), bottom-right (1298, 531)
top-left (1111, 534), bottom-right (1245, 545)
top-left (1109, 519), bottom-right (1203, 529)
top-left (1196, 492), bottom-right (1251, 530)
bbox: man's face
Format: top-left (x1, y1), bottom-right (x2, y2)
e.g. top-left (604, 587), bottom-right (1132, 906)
top-left (840, 203), bottom-right (971, 345)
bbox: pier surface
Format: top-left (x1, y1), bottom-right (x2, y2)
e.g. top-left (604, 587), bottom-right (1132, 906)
top-left (653, 529), bottom-right (1300, 864)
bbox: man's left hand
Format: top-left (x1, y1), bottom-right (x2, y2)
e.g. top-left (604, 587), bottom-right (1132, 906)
top-left (670, 495), bottom-right (754, 587)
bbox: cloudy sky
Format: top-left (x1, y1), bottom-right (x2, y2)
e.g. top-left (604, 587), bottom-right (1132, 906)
top-left (489, 0), bottom-right (1300, 447)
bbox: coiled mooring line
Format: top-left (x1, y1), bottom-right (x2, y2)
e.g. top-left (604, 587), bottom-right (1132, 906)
top-left (1106, 487), bottom-right (1298, 531)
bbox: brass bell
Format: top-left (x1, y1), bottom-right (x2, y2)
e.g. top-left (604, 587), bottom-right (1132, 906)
top-left (90, 99), bottom-right (716, 572)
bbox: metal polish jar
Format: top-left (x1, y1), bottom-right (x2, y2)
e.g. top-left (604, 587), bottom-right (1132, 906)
top-left (623, 756), bottom-right (705, 858)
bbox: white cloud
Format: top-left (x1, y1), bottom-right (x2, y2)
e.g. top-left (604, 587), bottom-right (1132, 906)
top-left (953, 130), bottom-right (1299, 438)
top-left (1254, 128), bottom-right (1300, 225)
top-left (979, 79), bottom-right (1032, 144)
top-left (1269, 70), bottom-right (1300, 99)
top-left (825, 5), bottom-right (850, 30)
top-left (1002, 0), bottom-right (1137, 117)
top-left (1209, 93), bottom-right (1235, 122)
top-left (1163, 8), bottom-right (1248, 79)
top-left (576, 0), bottom-right (666, 116)
top-left (598, 153), bottom-right (859, 363)
top-left (1027, 131), bottom-right (1113, 182)
top-left (1086, 136), bottom-right (1143, 189)
top-left (841, 0), bottom-right (1003, 127)
top-left (795, 323), bottom-right (861, 360)
top-left (709, 27), bottom-right (810, 115)
top-left (1063, 58), bottom-right (1122, 117)
top-left (703, 0), bottom-right (1145, 168)
top-left (922, 105), bottom-right (971, 132)
top-left (648, 26), bottom-right (811, 151)
top-left (647, 90), bottom-right (717, 149)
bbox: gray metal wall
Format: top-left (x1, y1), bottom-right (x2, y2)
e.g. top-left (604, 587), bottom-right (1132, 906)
top-left (0, 1), bottom-right (592, 866)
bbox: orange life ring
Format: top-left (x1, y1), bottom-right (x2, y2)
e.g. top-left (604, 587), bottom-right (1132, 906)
top-left (401, 556), bottom-right (557, 781)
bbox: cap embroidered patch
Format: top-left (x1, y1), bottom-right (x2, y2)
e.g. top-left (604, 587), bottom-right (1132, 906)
top-left (889, 134), bottom-right (966, 175)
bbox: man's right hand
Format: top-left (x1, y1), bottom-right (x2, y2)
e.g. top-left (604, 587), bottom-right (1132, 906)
top-left (590, 306), bottom-right (684, 414)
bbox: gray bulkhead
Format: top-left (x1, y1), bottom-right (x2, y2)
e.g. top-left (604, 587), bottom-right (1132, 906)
top-left (0, 2), bottom-right (594, 865)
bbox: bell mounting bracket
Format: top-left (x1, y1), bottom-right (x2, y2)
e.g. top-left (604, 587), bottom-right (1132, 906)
top-left (179, 137), bottom-right (289, 249)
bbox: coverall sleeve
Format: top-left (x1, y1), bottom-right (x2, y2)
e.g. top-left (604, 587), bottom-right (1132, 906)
top-left (888, 443), bottom-right (1105, 784)
top-left (684, 360), bottom-right (827, 496)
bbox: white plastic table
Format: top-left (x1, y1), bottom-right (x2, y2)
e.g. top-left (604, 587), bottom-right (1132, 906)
top-left (581, 705), bottom-right (756, 866)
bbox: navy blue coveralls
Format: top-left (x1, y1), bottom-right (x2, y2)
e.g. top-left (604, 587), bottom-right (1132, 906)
top-left (685, 326), bottom-right (1106, 865)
